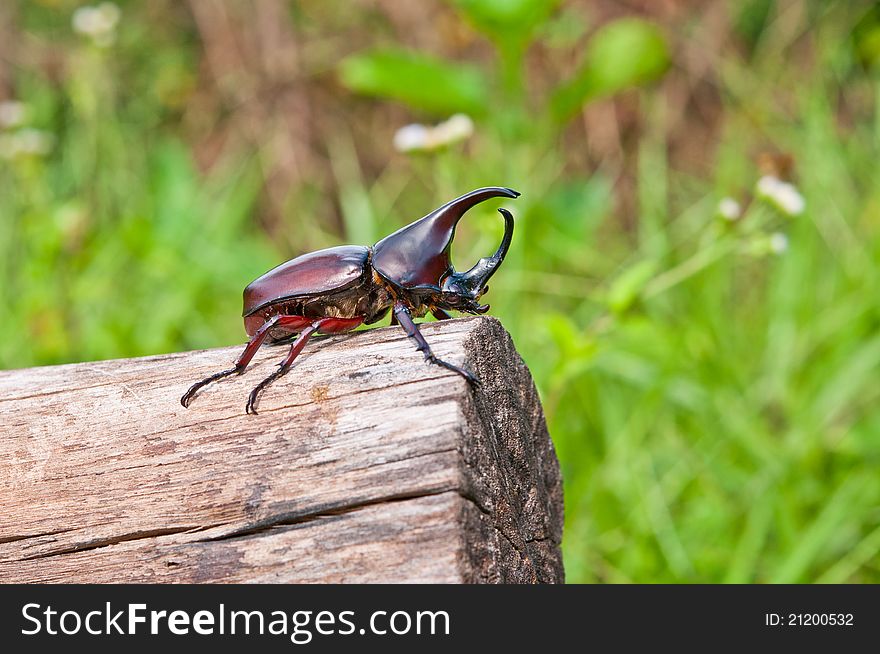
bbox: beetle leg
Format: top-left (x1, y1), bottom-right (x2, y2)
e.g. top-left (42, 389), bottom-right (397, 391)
top-left (245, 316), bottom-right (364, 415)
top-left (246, 322), bottom-right (320, 415)
top-left (432, 308), bottom-right (452, 321)
top-left (392, 302), bottom-right (479, 386)
top-left (181, 314), bottom-right (313, 408)
top-left (180, 314), bottom-right (285, 408)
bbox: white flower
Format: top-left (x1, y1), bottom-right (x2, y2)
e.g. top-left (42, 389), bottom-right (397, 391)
top-left (769, 232), bottom-right (789, 255)
top-left (432, 113), bottom-right (474, 144)
top-left (0, 128), bottom-right (55, 159)
top-left (393, 124), bottom-right (432, 153)
top-left (718, 197), bottom-right (741, 221)
top-left (755, 175), bottom-right (805, 217)
top-left (0, 101), bottom-right (26, 129)
top-left (774, 184), bottom-right (805, 216)
top-left (393, 114), bottom-right (474, 153)
top-left (72, 3), bottom-right (121, 46)
top-left (756, 175), bottom-right (781, 197)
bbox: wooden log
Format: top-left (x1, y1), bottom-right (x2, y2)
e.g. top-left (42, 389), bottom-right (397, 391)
top-left (0, 317), bottom-right (563, 583)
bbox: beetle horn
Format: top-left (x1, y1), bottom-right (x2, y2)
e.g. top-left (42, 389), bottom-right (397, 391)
top-left (441, 207), bottom-right (514, 301)
top-left (372, 186), bottom-right (520, 289)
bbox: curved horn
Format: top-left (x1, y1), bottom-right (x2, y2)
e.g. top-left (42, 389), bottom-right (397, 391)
top-left (442, 207), bottom-right (515, 297)
top-left (372, 187), bottom-right (519, 289)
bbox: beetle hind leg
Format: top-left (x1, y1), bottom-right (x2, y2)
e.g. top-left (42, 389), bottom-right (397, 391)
top-left (245, 316), bottom-right (363, 415)
top-left (181, 314), bottom-right (312, 409)
top-left (180, 315), bottom-right (284, 408)
top-left (181, 365), bottom-right (243, 408)
top-left (246, 323), bottom-right (319, 415)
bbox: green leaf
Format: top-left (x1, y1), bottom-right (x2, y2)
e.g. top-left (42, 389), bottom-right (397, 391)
top-left (551, 18), bottom-right (670, 122)
top-left (606, 258), bottom-right (659, 314)
top-left (338, 49), bottom-right (489, 116)
top-left (450, 0), bottom-right (560, 44)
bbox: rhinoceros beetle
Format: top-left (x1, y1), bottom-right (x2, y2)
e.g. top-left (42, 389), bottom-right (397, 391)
top-left (180, 186), bottom-right (519, 414)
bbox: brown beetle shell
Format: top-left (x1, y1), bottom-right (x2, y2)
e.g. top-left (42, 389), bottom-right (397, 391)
top-left (242, 245), bottom-right (370, 317)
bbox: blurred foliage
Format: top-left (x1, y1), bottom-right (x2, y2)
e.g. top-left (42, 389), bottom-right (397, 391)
top-left (339, 49), bottom-right (489, 115)
top-left (2, 0), bottom-right (880, 583)
top-left (551, 18), bottom-right (669, 121)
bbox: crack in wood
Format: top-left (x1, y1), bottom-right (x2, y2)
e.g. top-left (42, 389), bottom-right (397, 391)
top-left (19, 526), bottom-right (212, 561)
top-left (195, 487), bottom-right (462, 544)
top-left (0, 526), bottom-right (76, 545)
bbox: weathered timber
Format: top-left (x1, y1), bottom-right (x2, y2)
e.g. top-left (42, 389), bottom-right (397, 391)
top-left (0, 317), bottom-right (563, 583)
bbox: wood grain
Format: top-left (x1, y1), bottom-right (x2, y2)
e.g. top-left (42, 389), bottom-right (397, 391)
top-left (0, 317), bottom-right (563, 583)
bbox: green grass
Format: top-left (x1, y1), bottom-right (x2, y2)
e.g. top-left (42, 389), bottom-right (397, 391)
top-left (1, 0), bottom-right (878, 582)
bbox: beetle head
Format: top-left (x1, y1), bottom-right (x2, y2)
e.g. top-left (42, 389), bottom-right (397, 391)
top-left (372, 187), bottom-right (518, 309)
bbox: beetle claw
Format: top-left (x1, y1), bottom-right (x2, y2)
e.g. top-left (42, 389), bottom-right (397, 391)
top-left (427, 355), bottom-right (481, 386)
top-left (245, 383), bottom-right (267, 415)
top-left (180, 366), bottom-right (242, 409)
top-left (462, 369), bottom-right (481, 387)
top-left (246, 362), bottom-right (294, 415)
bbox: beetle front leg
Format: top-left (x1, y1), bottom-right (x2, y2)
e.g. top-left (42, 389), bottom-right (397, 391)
top-left (392, 302), bottom-right (479, 385)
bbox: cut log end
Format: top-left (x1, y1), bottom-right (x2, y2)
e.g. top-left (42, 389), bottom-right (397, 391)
top-left (0, 316), bottom-right (563, 583)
